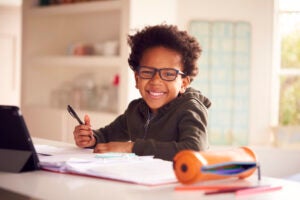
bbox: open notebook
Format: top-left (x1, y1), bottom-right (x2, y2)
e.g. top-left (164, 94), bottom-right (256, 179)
top-left (36, 145), bottom-right (177, 186)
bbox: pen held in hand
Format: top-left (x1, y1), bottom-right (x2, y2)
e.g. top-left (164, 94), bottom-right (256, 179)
top-left (67, 105), bottom-right (84, 125)
top-left (67, 105), bottom-right (94, 140)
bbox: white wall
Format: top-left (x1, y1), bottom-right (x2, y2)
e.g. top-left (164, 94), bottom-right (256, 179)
top-left (0, 5), bottom-right (22, 106)
top-left (253, 146), bottom-right (300, 178)
top-left (126, 0), bottom-right (178, 102)
top-left (0, 0), bottom-right (22, 6)
top-left (177, 0), bottom-right (274, 146)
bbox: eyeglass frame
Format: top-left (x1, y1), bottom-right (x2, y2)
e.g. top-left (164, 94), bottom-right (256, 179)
top-left (136, 66), bottom-right (187, 81)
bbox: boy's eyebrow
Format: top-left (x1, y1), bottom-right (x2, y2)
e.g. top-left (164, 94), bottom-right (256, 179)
top-left (138, 65), bottom-right (184, 69)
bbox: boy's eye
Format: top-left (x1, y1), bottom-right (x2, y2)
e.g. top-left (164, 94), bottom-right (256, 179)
top-left (140, 70), bottom-right (154, 76)
top-left (162, 70), bottom-right (176, 77)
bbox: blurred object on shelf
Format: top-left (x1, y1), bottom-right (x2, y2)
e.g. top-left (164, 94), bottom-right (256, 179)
top-left (39, 0), bottom-right (106, 7)
top-left (68, 43), bottom-right (94, 56)
top-left (95, 85), bottom-right (110, 111)
top-left (50, 82), bottom-right (73, 109)
top-left (68, 40), bottom-right (119, 56)
top-left (50, 73), bottom-right (118, 113)
top-left (94, 40), bottom-right (119, 56)
top-left (94, 74), bottom-right (119, 112)
top-left (107, 74), bottom-right (119, 113)
top-left (71, 73), bottom-right (96, 110)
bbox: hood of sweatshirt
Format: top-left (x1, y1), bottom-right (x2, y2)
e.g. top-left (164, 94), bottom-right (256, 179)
top-left (182, 87), bottom-right (211, 109)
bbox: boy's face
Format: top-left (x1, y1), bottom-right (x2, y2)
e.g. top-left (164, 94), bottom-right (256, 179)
top-left (135, 46), bottom-right (190, 114)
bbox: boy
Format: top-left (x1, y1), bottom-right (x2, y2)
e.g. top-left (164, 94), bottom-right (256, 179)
top-left (73, 24), bottom-right (211, 161)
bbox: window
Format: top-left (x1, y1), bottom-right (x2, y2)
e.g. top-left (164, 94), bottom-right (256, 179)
top-left (190, 21), bottom-right (251, 145)
top-left (277, 0), bottom-right (300, 125)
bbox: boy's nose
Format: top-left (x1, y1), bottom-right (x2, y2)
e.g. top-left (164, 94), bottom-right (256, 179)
top-left (151, 71), bottom-right (162, 82)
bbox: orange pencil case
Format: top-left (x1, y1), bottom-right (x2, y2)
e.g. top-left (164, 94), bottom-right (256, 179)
top-left (173, 147), bottom-right (259, 184)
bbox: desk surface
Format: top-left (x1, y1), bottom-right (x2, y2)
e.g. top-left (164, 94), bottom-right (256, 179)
top-left (1, 138), bottom-right (300, 199)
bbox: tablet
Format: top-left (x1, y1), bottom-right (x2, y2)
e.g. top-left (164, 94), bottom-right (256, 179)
top-left (0, 105), bottom-right (40, 172)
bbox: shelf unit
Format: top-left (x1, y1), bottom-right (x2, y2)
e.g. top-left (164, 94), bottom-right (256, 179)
top-left (21, 0), bottom-right (133, 142)
top-left (22, 0), bottom-right (128, 111)
top-left (21, 0), bottom-right (177, 142)
top-left (30, 55), bottom-right (121, 68)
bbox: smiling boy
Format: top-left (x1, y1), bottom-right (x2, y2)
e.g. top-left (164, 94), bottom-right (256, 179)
top-left (73, 24), bottom-right (211, 161)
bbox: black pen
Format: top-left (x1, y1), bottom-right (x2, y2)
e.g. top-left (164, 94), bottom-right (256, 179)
top-left (67, 105), bottom-right (84, 125)
top-left (67, 105), bottom-right (94, 139)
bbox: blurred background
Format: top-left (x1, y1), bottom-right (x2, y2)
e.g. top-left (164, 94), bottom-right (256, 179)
top-left (0, 0), bottom-right (299, 179)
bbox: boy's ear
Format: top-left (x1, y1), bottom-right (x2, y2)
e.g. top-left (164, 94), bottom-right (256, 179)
top-left (180, 76), bottom-right (190, 94)
top-left (134, 72), bottom-right (139, 89)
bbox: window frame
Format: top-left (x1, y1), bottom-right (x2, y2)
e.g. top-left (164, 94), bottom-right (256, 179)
top-left (272, 0), bottom-right (300, 126)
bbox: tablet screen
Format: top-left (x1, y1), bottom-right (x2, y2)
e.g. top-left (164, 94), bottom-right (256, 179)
top-left (0, 105), bottom-right (40, 172)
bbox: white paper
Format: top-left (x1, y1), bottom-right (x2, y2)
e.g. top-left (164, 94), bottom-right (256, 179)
top-left (35, 144), bottom-right (93, 156)
top-left (35, 144), bottom-right (177, 186)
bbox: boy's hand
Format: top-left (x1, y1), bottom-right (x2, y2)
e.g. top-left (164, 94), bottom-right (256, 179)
top-left (73, 114), bottom-right (96, 148)
top-left (93, 142), bottom-right (134, 153)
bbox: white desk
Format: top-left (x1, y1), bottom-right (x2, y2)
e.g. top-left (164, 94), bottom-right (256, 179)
top-left (1, 138), bottom-right (300, 199)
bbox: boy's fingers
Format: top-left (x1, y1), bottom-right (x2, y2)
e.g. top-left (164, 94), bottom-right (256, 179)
top-left (84, 114), bottom-right (91, 126)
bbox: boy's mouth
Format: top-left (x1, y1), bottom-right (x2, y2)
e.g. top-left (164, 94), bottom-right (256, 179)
top-left (148, 90), bottom-right (165, 98)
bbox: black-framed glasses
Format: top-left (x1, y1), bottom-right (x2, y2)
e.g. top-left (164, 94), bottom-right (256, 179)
top-left (137, 66), bottom-right (186, 81)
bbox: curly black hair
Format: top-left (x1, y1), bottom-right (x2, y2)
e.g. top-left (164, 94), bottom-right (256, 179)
top-left (127, 24), bottom-right (202, 82)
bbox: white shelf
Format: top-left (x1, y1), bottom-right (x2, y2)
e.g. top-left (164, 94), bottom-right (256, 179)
top-left (29, 0), bottom-right (122, 16)
top-left (24, 105), bottom-right (118, 117)
top-left (30, 55), bottom-right (121, 68)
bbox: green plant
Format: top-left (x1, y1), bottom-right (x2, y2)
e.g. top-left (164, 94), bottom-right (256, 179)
top-left (279, 29), bottom-right (300, 125)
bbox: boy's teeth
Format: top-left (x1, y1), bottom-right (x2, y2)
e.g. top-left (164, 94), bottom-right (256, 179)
top-left (150, 91), bottom-right (163, 96)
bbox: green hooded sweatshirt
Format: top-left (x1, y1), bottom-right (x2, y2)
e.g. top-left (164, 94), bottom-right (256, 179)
top-left (93, 87), bottom-right (211, 161)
